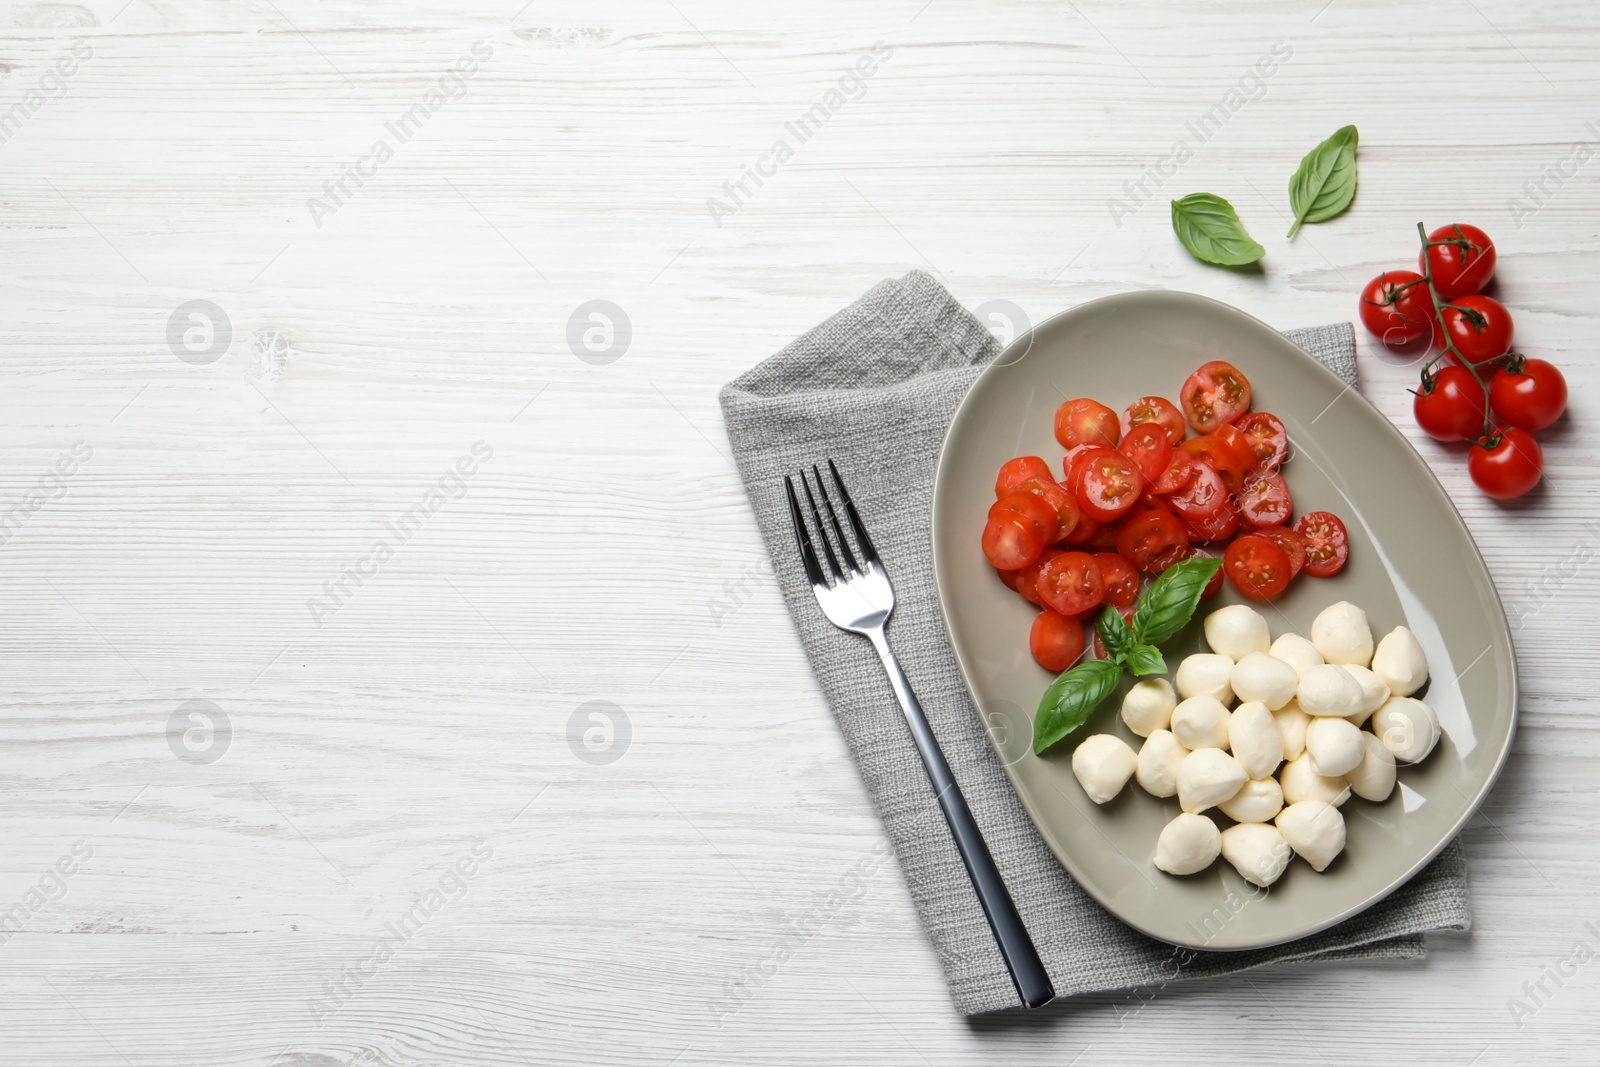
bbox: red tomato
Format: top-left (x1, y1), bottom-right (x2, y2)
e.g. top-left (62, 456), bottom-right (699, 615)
top-left (991, 492), bottom-right (1060, 545)
top-left (1060, 512), bottom-right (1101, 545)
top-left (1413, 365), bottom-right (1488, 441)
top-left (1166, 460), bottom-right (1229, 522)
top-left (996, 567), bottom-right (1022, 591)
top-left (1037, 551), bottom-right (1105, 616)
top-left (1489, 358), bottom-right (1568, 432)
top-left (1293, 511), bottom-right (1350, 578)
top-left (1184, 502), bottom-right (1238, 542)
top-left (1253, 525), bottom-right (1308, 579)
top-left (1469, 428), bottom-right (1543, 500)
top-left (1224, 534), bottom-right (1292, 599)
top-left (1184, 548), bottom-right (1226, 599)
top-left (981, 509), bottom-right (1046, 570)
top-left (1016, 477), bottom-right (1081, 543)
top-left (1120, 396), bottom-right (1187, 447)
top-left (1015, 548), bottom-right (1063, 607)
top-left (1054, 398), bottom-right (1121, 450)
top-left (1076, 448), bottom-right (1145, 522)
top-left (995, 456), bottom-right (1052, 497)
top-left (1030, 610), bottom-right (1086, 672)
top-left (1063, 444), bottom-right (1097, 491)
top-left (1092, 606), bottom-right (1136, 660)
top-left (1116, 509), bottom-right (1190, 575)
top-left (1181, 435), bottom-right (1250, 493)
top-left (1216, 424), bottom-right (1260, 470)
top-left (1094, 552), bottom-right (1140, 608)
top-left (1150, 450), bottom-right (1196, 494)
top-left (1358, 270), bottom-right (1434, 349)
top-left (1179, 360), bottom-right (1252, 433)
top-left (1434, 294), bottom-right (1513, 367)
top-left (1117, 423), bottom-right (1174, 485)
top-left (1236, 470), bottom-right (1293, 528)
top-left (1086, 520), bottom-right (1122, 550)
top-left (1420, 223), bottom-right (1496, 299)
top-left (1233, 412), bottom-right (1288, 471)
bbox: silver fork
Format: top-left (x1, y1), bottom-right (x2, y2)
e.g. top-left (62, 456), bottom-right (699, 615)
top-left (784, 461), bottom-right (1055, 1009)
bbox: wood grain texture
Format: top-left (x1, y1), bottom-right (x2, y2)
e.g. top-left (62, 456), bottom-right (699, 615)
top-left (1, 0), bottom-right (1597, 1062)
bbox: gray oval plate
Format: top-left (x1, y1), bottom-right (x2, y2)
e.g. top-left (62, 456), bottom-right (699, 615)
top-left (930, 290), bottom-right (1516, 951)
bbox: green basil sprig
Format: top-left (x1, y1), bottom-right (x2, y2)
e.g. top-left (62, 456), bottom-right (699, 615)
top-left (1287, 125), bottom-right (1359, 238)
top-left (1032, 557), bottom-right (1223, 755)
top-left (1170, 193), bottom-right (1265, 267)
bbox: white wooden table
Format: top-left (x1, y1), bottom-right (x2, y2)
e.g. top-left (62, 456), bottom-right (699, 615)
top-left (2, 1), bottom-right (1596, 1062)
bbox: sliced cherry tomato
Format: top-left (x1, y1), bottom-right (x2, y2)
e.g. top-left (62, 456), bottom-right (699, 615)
top-left (995, 456), bottom-right (1052, 498)
top-left (1015, 477), bottom-right (1080, 543)
top-left (996, 567), bottom-right (1022, 591)
top-left (1293, 511), bottom-right (1350, 578)
top-left (1469, 428), bottom-right (1543, 500)
top-left (1233, 412), bottom-right (1288, 471)
top-left (1224, 534), bottom-right (1291, 599)
top-left (1215, 425), bottom-right (1260, 471)
top-left (1183, 501), bottom-right (1238, 542)
top-left (1359, 270), bottom-right (1435, 349)
top-left (1116, 509), bottom-right (1190, 575)
top-left (981, 509), bottom-right (1045, 570)
top-left (1489, 358), bottom-right (1567, 432)
top-left (1253, 525), bottom-right (1308, 579)
top-left (1150, 450), bottom-right (1195, 495)
top-left (1054, 398), bottom-right (1120, 450)
top-left (1190, 550), bottom-right (1225, 599)
top-left (1030, 609), bottom-right (1086, 672)
top-left (1420, 223), bottom-right (1496, 299)
top-left (1181, 435), bottom-right (1251, 493)
top-left (1063, 444), bottom-right (1097, 492)
top-left (1076, 447), bottom-right (1145, 522)
top-left (1120, 396), bottom-right (1186, 447)
top-left (1094, 552), bottom-right (1140, 608)
top-left (1092, 605), bottom-right (1136, 660)
top-left (1179, 360), bottom-right (1252, 433)
top-left (1060, 511), bottom-right (1101, 545)
top-left (1166, 459), bottom-right (1229, 522)
top-left (1118, 422), bottom-right (1174, 485)
top-left (1434, 294), bottom-right (1513, 367)
top-left (1037, 551), bottom-right (1105, 616)
top-left (991, 492), bottom-right (1059, 545)
top-left (1086, 520), bottom-right (1122, 551)
top-left (1413, 365), bottom-right (1488, 441)
top-left (1236, 470), bottom-right (1293, 529)
top-left (1016, 547), bottom-right (1064, 607)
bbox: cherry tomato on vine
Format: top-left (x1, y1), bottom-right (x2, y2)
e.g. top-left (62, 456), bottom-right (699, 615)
top-left (1232, 412), bottom-right (1288, 470)
top-left (1120, 395), bottom-right (1187, 447)
top-left (1293, 511), bottom-right (1349, 578)
top-left (1412, 365), bottom-right (1488, 441)
top-left (1433, 294), bottom-right (1514, 367)
top-left (1054, 398), bottom-right (1121, 450)
top-left (1420, 223), bottom-right (1496, 299)
top-left (1489, 358), bottom-right (1568, 432)
top-left (1223, 534), bottom-right (1292, 599)
top-left (1179, 360), bottom-right (1252, 433)
top-left (1468, 428), bottom-right (1543, 500)
top-left (1030, 609), bottom-right (1085, 671)
top-left (1358, 270), bottom-right (1434, 348)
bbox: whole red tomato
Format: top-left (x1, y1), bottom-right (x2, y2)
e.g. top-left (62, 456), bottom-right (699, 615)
top-left (1489, 358), bottom-right (1567, 432)
top-left (1468, 428), bottom-right (1543, 500)
top-left (1433, 294), bottom-right (1513, 366)
top-left (1412, 365), bottom-right (1487, 441)
top-left (1420, 223), bottom-right (1497, 298)
top-left (1358, 270), bottom-right (1433, 348)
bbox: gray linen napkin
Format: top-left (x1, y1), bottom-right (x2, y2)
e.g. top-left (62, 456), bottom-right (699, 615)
top-left (719, 270), bottom-right (1470, 1016)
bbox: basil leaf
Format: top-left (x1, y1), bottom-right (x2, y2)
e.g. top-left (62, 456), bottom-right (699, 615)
top-left (1287, 125), bottom-right (1359, 238)
top-left (1033, 659), bottom-right (1124, 755)
top-left (1132, 557), bottom-right (1224, 647)
top-left (1095, 606), bottom-right (1135, 664)
top-left (1170, 193), bottom-right (1266, 267)
top-left (1123, 643), bottom-right (1168, 677)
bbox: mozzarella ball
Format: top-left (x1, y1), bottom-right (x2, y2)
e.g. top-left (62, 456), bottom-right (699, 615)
top-left (1154, 812), bottom-right (1222, 875)
top-left (1345, 731), bottom-right (1398, 802)
top-left (1231, 652), bottom-right (1300, 711)
top-left (1371, 697), bottom-right (1442, 764)
top-left (1170, 696), bottom-right (1231, 751)
top-left (1305, 716), bottom-right (1366, 777)
top-left (1177, 748), bottom-right (1247, 814)
top-left (1340, 664), bottom-right (1391, 726)
top-left (1279, 752), bottom-right (1351, 807)
top-left (1220, 822), bottom-right (1291, 887)
top-left (1136, 730), bottom-right (1188, 798)
top-left (1269, 633), bottom-right (1324, 679)
top-left (1297, 664), bottom-right (1365, 718)
top-left (1121, 678), bottom-right (1178, 738)
top-left (1372, 626), bottom-right (1429, 697)
top-left (1204, 604), bottom-right (1270, 660)
top-left (1218, 776), bottom-right (1285, 823)
top-left (1276, 801), bottom-right (1347, 872)
top-left (1229, 701), bottom-right (1284, 780)
top-left (1311, 601), bottom-right (1373, 666)
top-left (1176, 653), bottom-right (1235, 705)
top-left (1071, 734), bottom-right (1138, 803)
top-left (1273, 701), bottom-right (1310, 761)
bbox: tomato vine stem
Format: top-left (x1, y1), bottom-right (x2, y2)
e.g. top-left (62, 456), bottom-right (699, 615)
top-left (1415, 220), bottom-right (1497, 443)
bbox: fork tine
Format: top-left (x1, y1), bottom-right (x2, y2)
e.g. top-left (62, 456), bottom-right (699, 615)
top-left (811, 464), bottom-right (861, 574)
top-left (799, 469), bottom-right (845, 582)
top-left (826, 459), bottom-right (879, 565)
top-left (784, 475), bottom-right (828, 588)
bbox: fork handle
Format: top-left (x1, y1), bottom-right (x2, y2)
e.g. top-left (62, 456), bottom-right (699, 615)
top-left (865, 627), bottom-right (1056, 1009)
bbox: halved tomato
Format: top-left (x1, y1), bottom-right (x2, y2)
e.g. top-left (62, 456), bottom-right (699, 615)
top-left (1179, 360), bottom-right (1252, 433)
top-left (1233, 412), bottom-right (1288, 471)
top-left (1060, 512), bottom-right (1101, 545)
top-left (1165, 459), bottom-right (1229, 522)
top-left (1037, 551), bottom-right (1105, 616)
top-left (1094, 552), bottom-right (1140, 608)
top-left (991, 492), bottom-right (1060, 545)
top-left (1116, 508), bottom-right (1190, 575)
top-left (1120, 395), bottom-right (1186, 447)
top-left (1180, 435), bottom-right (1250, 494)
top-left (995, 456), bottom-right (1053, 498)
top-left (1117, 423), bottom-right (1173, 485)
top-left (1150, 450), bottom-right (1196, 495)
top-left (1015, 477), bottom-right (1080, 543)
top-left (1016, 547), bottom-right (1065, 607)
top-left (1183, 501), bottom-right (1239, 542)
top-left (1253, 525), bottom-right (1307, 578)
top-left (1294, 511), bottom-right (1350, 578)
top-left (1054, 398), bottom-right (1120, 450)
top-left (982, 509), bottom-right (1045, 570)
top-left (1030, 609), bottom-right (1086, 671)
top-left (1076, 448), bottom-right (1145, 522)
top-left (1223, 533), bottom-right (1291, 599)
top-left (1236, 471), bottom-right (1293, 529)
